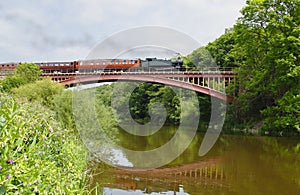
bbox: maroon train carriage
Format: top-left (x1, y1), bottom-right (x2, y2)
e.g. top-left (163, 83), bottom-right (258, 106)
top-left (76, 59), bottom-right (141, 72)
top-left (0, 63), bottom-right (18, 71)
top-left (35, 61), bottom-right (77, 73)
top-left (0, 63), bottom-right (19, 75)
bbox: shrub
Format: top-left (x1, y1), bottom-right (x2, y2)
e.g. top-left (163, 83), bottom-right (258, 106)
top-left (0, 94), bottom-right (88, 194)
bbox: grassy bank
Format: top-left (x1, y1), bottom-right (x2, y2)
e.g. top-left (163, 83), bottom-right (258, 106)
top-left (0, 94), bottom-right (88, 194)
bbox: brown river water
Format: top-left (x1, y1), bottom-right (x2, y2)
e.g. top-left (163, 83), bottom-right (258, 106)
top-left (89, 126), bottom-right (300, 195)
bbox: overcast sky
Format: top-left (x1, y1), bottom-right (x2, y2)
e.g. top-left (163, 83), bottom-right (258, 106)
top-left (0, 0), bottom-right (246, 63)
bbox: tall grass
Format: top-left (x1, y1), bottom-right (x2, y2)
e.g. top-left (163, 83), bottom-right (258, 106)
top-left (0, 94), bottom-right (88, 194)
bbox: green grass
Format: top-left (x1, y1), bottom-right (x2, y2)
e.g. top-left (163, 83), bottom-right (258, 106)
top-left (0, 94), bottom-right (88, 194)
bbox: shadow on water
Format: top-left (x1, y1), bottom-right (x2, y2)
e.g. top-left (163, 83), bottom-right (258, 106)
top-left (89, 126), bottom-right (300, 195)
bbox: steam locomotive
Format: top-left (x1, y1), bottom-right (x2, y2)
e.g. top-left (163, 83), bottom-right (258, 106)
top-left (0, 58), bottom-right (185, 73)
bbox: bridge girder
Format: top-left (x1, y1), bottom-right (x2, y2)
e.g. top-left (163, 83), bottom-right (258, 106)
top-left (56, 74), bottom-right (233, 102)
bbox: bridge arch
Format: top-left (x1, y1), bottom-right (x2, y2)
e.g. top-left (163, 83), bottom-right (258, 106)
top-left (60, 74), bottom-right (231, 102)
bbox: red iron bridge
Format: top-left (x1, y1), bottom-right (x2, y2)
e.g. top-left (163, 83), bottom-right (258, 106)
top-left (42, 68), bottom-right (236, 102)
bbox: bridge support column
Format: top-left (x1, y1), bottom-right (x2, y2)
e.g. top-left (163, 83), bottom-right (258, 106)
top-left (207, 78), bottom-right (210, 89)
top-left (200, 168), bottom-right (202, 179)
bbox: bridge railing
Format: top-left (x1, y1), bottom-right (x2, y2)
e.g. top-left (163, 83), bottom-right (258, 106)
top-left (42, 67), bottom-right (236, 76)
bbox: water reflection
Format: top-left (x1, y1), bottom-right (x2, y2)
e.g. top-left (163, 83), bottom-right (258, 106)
top-left (103, 185), bottom-right (189, 195)
top-left (90, 127), bottom-right (300, 194)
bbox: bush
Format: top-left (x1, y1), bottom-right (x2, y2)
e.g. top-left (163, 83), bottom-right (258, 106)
top-left (1, 63), bottom-right (41, 93)
top-left (12, 78), bottom-right (64, 108)
top-left (0, 94), bottom-right (88, 194)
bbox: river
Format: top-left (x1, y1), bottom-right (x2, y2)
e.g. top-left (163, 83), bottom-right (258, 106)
top-left (90, 126), bottom-right (300, 194)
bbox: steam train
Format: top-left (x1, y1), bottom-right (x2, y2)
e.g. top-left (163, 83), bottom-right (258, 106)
top-left (0, 58), bottom-right (185, 73)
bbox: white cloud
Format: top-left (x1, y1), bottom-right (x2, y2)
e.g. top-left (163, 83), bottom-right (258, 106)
top-left (0, 0), bottom-right (246, 62)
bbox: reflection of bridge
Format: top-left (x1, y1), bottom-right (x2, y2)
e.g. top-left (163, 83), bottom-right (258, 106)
top-left (114, 158), bottom-right (225, 181)
top-left (104, 157), bottom-right (227, 193)
top-left (43, 69), bottom-right (236, 102)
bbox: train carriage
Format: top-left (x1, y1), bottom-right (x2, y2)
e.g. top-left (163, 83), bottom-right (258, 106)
top-left (0, 63), bottom-right (19, 75)
top-left (76, 59), bottom-right (141, 72)
top-left (0, 63), bottom-right (18, 71)
top-left (35, 61), bottom-right (77, 73)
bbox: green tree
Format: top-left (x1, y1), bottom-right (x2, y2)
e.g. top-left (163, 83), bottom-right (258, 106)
top-left (53, 90), bottom-right (76, 130)
top-left (188, 47), bottom-right (216, 69)
top-left (187, 29), bottom-right (240, 70)
top-left (12, 78), bottom-right (64, 108)
top-left (206, 28), bottom-right (240, 68)
top-left (234, 0), bottom-right (300, 132)
top-left (1, 63), bottom-right (41, 92)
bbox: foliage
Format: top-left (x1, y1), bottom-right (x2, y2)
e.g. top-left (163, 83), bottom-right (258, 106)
top-left (233, 0), bottom-right (300, 132)
top-left (0, 94), bottom-right (88, 194)
top-left (111, 82), bottom-right (181, 125)
top-left (72, 86), bottom-right (119, 158)
top-left (53, 90), bottom-right (76, 130)
top-left (187, 47), bottom-right (216, 69)
top-left (100, 82), bottom-right (211, 129)
top-left (184, 0), bottom-right (299, 134)
top-left (12, 79), bottom-right (64, 108)
top-left (261, 85), bottom-right (300, 133)
top-left (1, 63), bottom-right (41, 92)
top-left (205, 28), bottom-right (240, 68)
top-left (179, 56), bottom-right (195, 70)
top-left (187, 28), bottom-right (239, 69)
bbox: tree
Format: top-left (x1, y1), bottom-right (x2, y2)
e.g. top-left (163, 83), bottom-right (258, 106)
top-left (1, 63), bottom-right (41, 92)
top-left (188, 47), bottom-right (216, 69)
top-left (234, 0), bottom-right (300, 132)
top-left (205, 28), bottom-right (240, 68)
top-left (12, 78), bottom-right (64, 108)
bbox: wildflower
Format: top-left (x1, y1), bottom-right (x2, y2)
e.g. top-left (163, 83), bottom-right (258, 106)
top-left (16, 146), bottom-right (21, 151)
top-left (6, 174), bottom-right (11, 180)
top-left (49, 127), bottom-right (53, 133)
top-left (7, 159), bottom-right (14, 165)
top-left (0, 166), bottom-right (2, 170)
top-left (33, 179), bottom-right (40, 184)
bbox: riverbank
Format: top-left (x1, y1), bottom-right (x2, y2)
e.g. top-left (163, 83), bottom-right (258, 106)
top-left (0, 94), bottom-right (89, 194)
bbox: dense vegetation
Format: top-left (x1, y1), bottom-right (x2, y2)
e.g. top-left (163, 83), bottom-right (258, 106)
top-left (234, 0), bottom-right (300, 134)
top-left (187, 0), bottom-right (299, 134)
top-left (92, 82), bottom-right (211, 130)
top-left (0, 95), bottom-right (87, 194)
top-left (1, 63), bottom-right (41, 93)
top-left (0, 64), bottom-right (91, 193)
top-left (0, 63), bottom-right (122, 193)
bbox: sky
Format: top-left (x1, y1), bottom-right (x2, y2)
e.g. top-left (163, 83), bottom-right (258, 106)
top-left (0, 0), bottom-right (246, 63)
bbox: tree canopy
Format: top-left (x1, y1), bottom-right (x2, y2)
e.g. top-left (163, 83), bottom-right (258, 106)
top-left (186, 0), bottom-right (299, 133)
top-left (1, 63), bottom-right (41, 92)
top-left (234, 0), bottom-right (300, 132)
